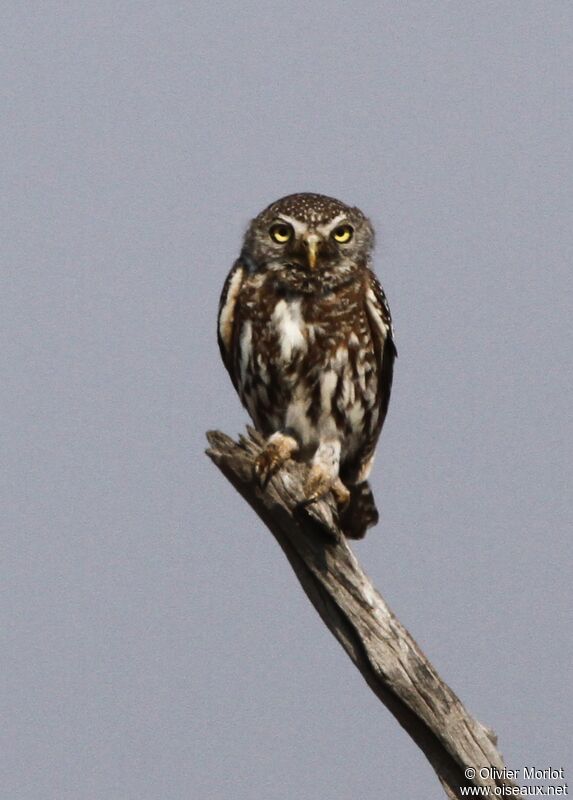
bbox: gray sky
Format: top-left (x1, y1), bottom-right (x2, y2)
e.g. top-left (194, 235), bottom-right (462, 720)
top-left (2, 2), bottom-right (572, 798)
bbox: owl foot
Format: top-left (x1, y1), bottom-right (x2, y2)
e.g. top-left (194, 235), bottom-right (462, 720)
top-left (303, 469), bottom-right (350, 508)
top-left (254, 432), bottom-right (299, 488)
top-left (302, 440), bottom-right (343, 503)
top-left (303, 463), bottom-right (334, 503)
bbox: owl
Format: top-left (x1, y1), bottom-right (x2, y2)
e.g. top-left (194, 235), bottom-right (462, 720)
top-left (217, 193), bottom-right (396, 538)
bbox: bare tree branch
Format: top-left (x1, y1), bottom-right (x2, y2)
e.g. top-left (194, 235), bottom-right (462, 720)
top-left (205, 428), bottom-right (518, 799)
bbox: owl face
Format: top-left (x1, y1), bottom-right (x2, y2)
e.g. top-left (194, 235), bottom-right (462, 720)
top-left (241, 193), bottom-right (374, 284)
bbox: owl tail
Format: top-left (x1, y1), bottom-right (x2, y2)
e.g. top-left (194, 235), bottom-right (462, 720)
top-left (339, 481), bottom-right (379, 539)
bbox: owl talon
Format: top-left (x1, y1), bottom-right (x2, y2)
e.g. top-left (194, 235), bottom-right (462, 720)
top-left (303, 464), bottom-right (335, 504)
top-left (253, 451), bottom-right (279, 487)
top-left (332, 478), bottom-right (351, 511)
top-left (254, 433), bottom-right (299, 488)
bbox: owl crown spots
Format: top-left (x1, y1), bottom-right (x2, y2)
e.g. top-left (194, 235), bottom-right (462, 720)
top-left (259, 192), bottom-right (366, 226)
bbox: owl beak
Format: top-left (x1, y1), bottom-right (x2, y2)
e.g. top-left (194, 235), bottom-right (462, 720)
top-left (303, 234), bottom-right (321, 270)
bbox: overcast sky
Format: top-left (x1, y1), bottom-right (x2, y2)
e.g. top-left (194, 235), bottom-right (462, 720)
top-left (2, 2), bottom-right (572, 798)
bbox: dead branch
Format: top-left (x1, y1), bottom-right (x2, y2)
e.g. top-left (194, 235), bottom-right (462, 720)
top-left (205, 428), bottom-right (517, 799)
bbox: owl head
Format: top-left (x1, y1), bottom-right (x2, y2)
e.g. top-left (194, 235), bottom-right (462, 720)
top-left (241, 193), bottom-right (375, 286)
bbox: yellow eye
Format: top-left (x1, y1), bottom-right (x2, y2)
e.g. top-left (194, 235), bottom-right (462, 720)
top-left (332, 224), bottom-right (353, 243)
top-left (269, 223), bottom-right (293, 243)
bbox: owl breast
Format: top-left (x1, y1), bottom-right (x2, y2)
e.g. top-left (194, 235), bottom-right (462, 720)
top-left (234, 273), bottom-right (383, 477)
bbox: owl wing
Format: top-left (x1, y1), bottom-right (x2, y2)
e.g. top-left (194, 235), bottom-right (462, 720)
top-left (217, 259), bottom-right (246, 392)
top-left (364, 269), bottom-right (397, 442)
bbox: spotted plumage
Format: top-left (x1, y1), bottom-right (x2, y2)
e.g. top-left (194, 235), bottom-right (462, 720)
top-left (218, 192), bottom-right (396, 538)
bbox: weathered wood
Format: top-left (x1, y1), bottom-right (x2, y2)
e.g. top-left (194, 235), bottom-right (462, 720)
top-left (205, 428), bottom-right (518, 799)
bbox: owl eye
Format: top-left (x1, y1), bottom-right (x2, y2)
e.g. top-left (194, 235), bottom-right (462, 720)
top-left (269, 223), bottom-right (293, 243)
top-left (332, 224), bottom-right (354, 243)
